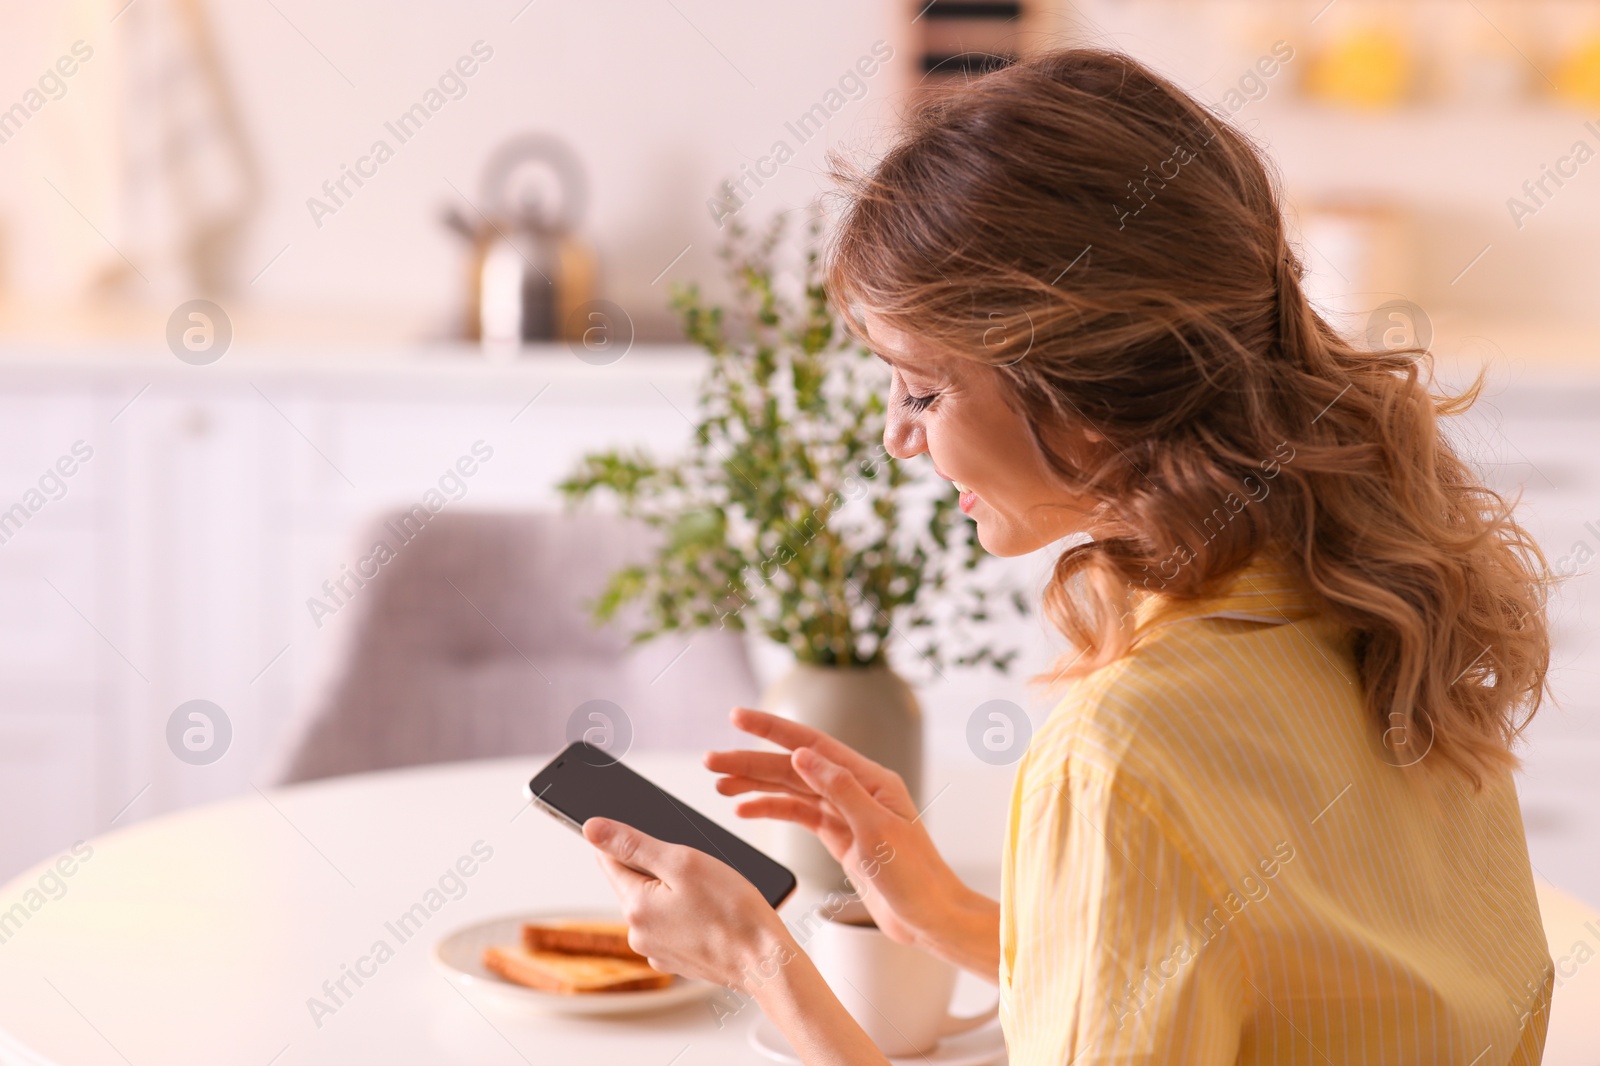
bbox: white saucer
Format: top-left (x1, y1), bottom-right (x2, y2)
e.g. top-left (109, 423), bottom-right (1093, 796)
top-left (431, 910), bottom-right (719, 1016)
top-left (748, 1015), bottom-right (1007, 1065)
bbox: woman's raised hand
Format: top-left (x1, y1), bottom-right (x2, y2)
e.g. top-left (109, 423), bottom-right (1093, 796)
top-left (704, 707), bottom-right (997, 974)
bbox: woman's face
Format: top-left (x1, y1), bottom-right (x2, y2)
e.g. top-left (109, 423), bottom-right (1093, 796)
top-left (863, 312), bottom-right (1100, 557)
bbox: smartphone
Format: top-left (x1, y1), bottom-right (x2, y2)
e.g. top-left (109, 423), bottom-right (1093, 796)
top-left (526, 741), bottom-right (797, 909)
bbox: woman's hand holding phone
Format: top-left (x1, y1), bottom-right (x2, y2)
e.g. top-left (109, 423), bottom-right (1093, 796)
top-left (584, 810), bottom-right (894, 1064)
top-left (706, 707), bottom-right (1002, 982)
top-left (582, 815), bottom-right (792, 991)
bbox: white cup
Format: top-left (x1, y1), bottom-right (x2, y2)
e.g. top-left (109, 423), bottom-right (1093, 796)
top-left (803, 899), bottom-right (997, 1058)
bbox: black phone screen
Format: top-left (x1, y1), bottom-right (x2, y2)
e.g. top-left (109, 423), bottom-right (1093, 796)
top-left (527, 741), bottom-right (797, 909)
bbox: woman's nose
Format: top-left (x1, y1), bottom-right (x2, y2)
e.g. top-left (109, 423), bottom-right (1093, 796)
top-left (883, 406), bottom-right (924, 461)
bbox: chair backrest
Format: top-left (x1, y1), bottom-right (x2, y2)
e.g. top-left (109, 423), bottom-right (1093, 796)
top-left (271, 509), bottom-right (760, 783)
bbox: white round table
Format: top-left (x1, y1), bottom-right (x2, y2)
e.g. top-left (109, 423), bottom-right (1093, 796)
top-left (1, 753), bottom-right (1596, 1065)
top-left (0, 754), bottom-right (1011, 1066)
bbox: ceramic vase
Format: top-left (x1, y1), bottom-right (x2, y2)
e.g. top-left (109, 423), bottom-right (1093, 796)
top-left (759, 660), bottom-right (922, 892)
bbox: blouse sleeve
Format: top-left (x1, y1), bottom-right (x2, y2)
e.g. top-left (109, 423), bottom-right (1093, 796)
top-left (1001, 768), bottom-right (1250, 1066)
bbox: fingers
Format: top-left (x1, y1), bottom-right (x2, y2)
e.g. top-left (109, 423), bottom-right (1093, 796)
top-left (593, 850), bottom-right (650, 896)
top-left (735, 794), bottom-right (854, 864)
top-left (729, 701), bottom-right (902, 784)
top-left (715, 775), bottom-right (808, 799)
top-left (720, 708), bottom-right (916, 819)
top-left (727, 706), bottom-right (827, 751)
top-left (791, 747), bottom-right (890, 830)
top-left (733, 793), bottom-right (826, 830)
top-left (704, 750), bottom-right (813, 796)
top-left (727, 707), bottom-right (890, 783)
top-left (592, 852), bottom-right (677, 977)
top-left (583, 817), bottom-right (683, 880)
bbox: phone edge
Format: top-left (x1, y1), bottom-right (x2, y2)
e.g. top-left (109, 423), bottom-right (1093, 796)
top-left (526, 752), bottom-right (800, 911)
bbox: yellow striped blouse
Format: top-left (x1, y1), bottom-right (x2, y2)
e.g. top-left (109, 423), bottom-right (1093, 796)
top-left (999, 550), bottom-right (1553, 1065)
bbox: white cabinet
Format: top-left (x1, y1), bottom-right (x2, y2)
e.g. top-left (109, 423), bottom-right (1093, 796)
top-left (0, 391), bottom-right (110, 872)
top-left (0, 347), bottom-right (706, 880)
top-left (0, 712), bottom-right (98, 868)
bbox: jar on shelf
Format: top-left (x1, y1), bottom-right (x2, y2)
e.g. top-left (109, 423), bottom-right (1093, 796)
top-left (1539, 0), bottom-right (1600, 109)
top-left (1301, 0), bottom-right (1416, 110)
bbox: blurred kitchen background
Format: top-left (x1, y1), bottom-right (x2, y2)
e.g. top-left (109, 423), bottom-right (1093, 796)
top-left (1, 0), bottom-right (1598, 908)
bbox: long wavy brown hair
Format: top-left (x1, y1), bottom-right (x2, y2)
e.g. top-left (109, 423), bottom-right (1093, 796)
top-left (824, 48), bottom-right (1550, 786)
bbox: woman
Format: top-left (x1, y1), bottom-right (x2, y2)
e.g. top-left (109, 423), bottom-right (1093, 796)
top-left (583, 48), bottom-right (1555, 1064)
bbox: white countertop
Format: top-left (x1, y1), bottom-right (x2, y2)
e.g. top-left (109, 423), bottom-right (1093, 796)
top-left (0, 316), bottom-right (1592, 408)
top-left (0, 754), bottom-right (1015, 1066)
top-left (0, 753), bottom-right (1596, 1065)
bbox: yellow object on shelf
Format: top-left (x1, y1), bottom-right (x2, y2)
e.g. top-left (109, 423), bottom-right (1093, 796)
top-left (1303, 25), bottom-right (1413, 109)
top-left (1554, 33), bottom-right (1600, 109)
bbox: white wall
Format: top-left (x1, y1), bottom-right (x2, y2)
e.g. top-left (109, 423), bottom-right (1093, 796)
top-left (2, 1), bottom-right (1597, 341)
top-left (0, 0), bottom-right (909, 339)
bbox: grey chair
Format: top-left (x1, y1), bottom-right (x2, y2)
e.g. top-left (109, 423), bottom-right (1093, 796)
top-left (271, 509), bottom-right (760, 783)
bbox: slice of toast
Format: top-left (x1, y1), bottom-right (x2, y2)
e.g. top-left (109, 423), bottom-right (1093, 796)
top-left (483, 944), bottom-right (671, 994)
top-left (522, 920), bottom-right (645, 961)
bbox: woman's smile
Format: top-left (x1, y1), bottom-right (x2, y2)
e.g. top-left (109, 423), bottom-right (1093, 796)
top-left (866, 310), bottom-right (1097, 556)
top-left (932, 465), bottom-right (980, 513)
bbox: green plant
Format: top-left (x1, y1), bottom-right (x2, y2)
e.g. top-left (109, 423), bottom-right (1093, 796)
top-left (557, 216), bottom-right (1027, 673)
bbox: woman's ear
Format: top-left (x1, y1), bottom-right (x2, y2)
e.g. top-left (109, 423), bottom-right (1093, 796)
top-left (1084, 429), bottom-right (1105, 443)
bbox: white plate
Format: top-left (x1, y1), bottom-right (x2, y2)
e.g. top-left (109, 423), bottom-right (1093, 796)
top-left (748, 1015), bottom-right (1007, 1066)
top-left (431, 911), bottom-right (720, 1016)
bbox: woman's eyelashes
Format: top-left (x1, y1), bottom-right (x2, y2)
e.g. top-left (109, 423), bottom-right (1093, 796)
top-left (894, 372), bottom-right (941, 412)
top-left (887, 365), bottom-right (943, 413)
